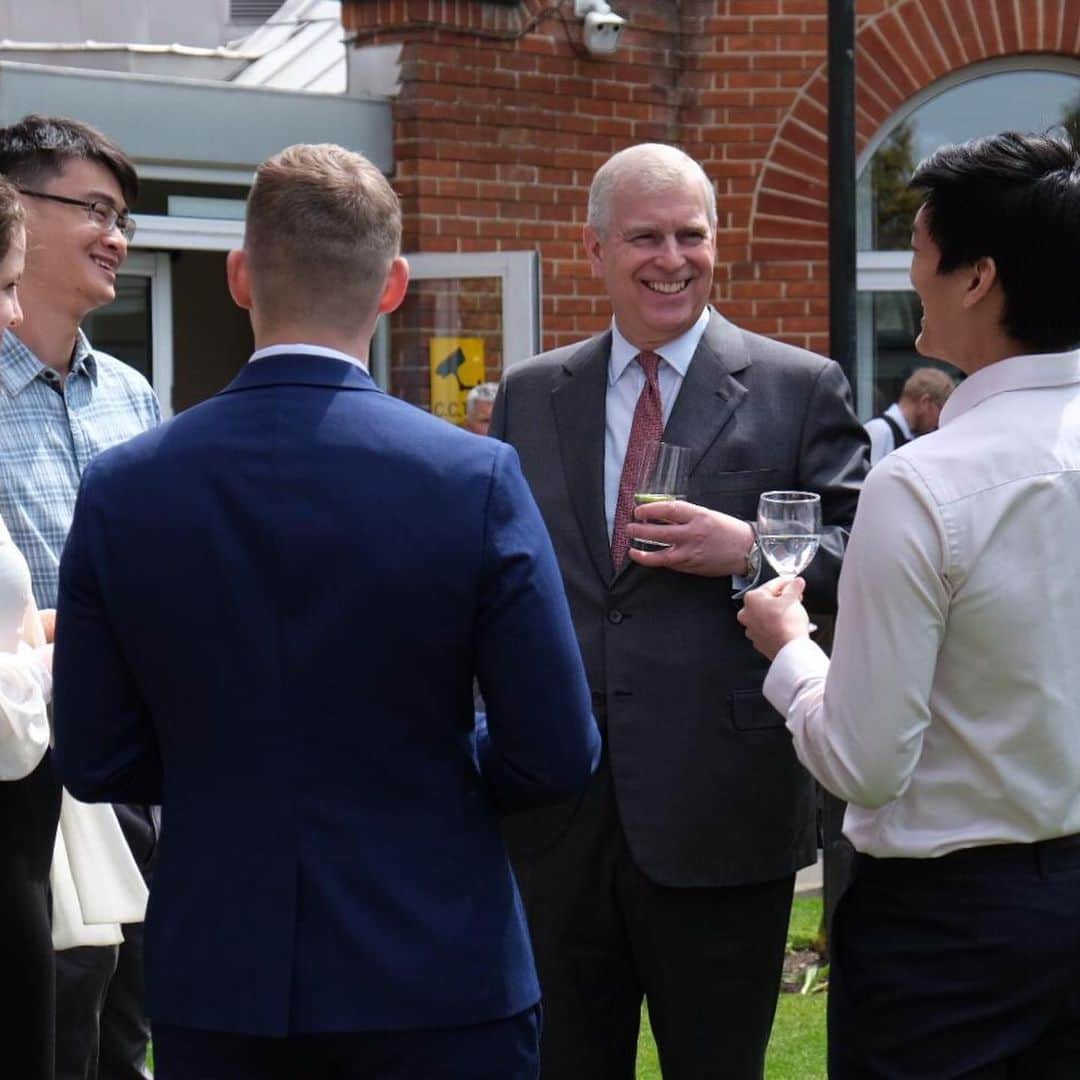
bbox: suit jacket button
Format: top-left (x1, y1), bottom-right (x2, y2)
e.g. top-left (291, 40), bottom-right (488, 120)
top-left (608, 609), bottom-right (624, 624)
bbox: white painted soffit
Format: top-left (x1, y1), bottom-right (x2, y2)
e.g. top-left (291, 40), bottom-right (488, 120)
top-left (0, 39), bottom-right (255, 57)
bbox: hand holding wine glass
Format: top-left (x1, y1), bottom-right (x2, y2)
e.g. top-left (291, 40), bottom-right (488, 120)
top-left (630, 442), bottom-right (691, 552)
top-left (755, 491), bottom-right (821, 579)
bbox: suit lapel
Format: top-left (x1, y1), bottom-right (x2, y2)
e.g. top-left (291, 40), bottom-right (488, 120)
top-left (662, 311), bottom-right (752, 477)
top-left (612, 311), bottom-right (752, 587)
top-left (551, 334), bottom-right (615, 586)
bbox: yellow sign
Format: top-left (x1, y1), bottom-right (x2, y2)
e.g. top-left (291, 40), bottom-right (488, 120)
top-left (430, 337), bottom-right (485, 426)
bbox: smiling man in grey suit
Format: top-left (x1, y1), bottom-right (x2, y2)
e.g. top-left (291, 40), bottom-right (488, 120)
top-left (490, 143), bottom-right (867, 1079)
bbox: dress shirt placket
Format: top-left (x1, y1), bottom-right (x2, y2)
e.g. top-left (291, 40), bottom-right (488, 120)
top-left (62, 370), bottom-right (95, 476)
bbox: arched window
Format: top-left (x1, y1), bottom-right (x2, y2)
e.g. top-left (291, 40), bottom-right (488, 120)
top-left (854, 59), bottom-right (1080, 418)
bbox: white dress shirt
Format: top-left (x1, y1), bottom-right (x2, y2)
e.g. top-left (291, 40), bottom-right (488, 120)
top-left (864, 401), bottom-right (913, 466)
top-left (764, 349), bottom-right (1080, 858)
top-left (249, 343), bottom-right (368, 370)
top-left (0, 530), bottom-right (50, 781)
top-left (604, 308), bottom-right (709, 539)
top-left (0, 517), bottom-right (146, 945)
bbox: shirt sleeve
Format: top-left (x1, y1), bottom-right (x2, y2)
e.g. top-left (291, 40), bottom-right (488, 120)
top-left (52, 461), bottom-right (162, 804)
top-left (473, 442), bottom-right (601, 810)
top-left (0, 642), bottom-right (52, 781)
top-left (763, 454), bottom-right (949, 808)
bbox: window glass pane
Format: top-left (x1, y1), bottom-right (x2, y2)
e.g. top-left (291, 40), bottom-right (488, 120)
top-left (137, 180), bottom-right (251, 216)
top-left (865, 291), bottom-right (922, 416)
top-left (860, 70), bottom-right (1080, 251)
top-left (857, 290), bottom-right (956, 421)
top-left (386, 277), bottom-right (503, 426)
top-left (82, 274), bottom-right (152, 383)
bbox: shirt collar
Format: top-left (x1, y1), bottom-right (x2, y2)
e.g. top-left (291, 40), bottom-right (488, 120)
top-left (608, 306), bottom-right (710, 386)
top-left (939, 349), bottom-right (1080, 427)
top-left (0, 327), bottom-right (97, 396)
top-left (249, 343), bottom-right (368, 371)
top-left (70, 329), bottom-right (98, 384)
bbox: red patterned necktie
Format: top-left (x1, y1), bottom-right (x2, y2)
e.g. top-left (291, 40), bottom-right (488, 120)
top-left (611, 351), bottom-right (663, 569)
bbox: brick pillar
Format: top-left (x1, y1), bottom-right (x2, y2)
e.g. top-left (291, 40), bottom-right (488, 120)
top-left (343, 0), bottom-right (1080, 373)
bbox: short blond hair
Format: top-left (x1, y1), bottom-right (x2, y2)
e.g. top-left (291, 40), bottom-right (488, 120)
top-left (245, 143), bottom-right (401, 332)
top-left (900, 367), bottom-right (956, 407)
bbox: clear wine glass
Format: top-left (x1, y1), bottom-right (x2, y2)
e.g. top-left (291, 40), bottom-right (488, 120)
top-left (756, 491), bottom-right (821, 579)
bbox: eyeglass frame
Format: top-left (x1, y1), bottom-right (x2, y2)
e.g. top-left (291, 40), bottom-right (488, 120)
top-left (15, 188), bottom-right (137, 242)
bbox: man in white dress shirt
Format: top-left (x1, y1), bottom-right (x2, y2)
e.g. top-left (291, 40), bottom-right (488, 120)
top-left (739, 131), bottom-right (1080, 1077)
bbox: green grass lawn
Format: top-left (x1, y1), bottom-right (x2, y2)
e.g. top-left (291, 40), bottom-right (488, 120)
top-left (636, 896), bottom-right (827, 1079)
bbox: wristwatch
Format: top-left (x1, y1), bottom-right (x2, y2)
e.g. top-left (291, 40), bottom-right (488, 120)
top-left (743, 522), bottom-right (761, 581)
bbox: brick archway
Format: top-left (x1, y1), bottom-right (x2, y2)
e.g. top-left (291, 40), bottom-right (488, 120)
top-left (748, 0), bottom-right (1080, 270)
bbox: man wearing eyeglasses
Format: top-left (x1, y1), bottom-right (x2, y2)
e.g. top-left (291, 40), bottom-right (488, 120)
top-left (0, 115), bottom-right (159, 1080)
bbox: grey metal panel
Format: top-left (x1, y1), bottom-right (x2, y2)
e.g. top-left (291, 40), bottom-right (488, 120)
top-left (80, 0), bottom-right (151, 45)
top-left (0, 61), bottom-right (392, 173)
top-left (0, 0), bottom-right (233, 49)
top-left (146, 0), bottom-right (234, 47)
top-left (0, 0), bottom-right (88, 43)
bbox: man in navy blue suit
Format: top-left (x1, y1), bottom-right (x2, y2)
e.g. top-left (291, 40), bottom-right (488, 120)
top-left (52, 143), bottom-right (601, 1080)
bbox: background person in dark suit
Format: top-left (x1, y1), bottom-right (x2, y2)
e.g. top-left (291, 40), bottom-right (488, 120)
top-left (491, 142), bottom-right (866, 1080)
top-left (52, 142), bottom-right (600, 1080)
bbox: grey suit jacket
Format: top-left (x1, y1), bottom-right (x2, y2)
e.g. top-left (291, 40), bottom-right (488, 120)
top-left (491, 309), bottom-right (868, 888)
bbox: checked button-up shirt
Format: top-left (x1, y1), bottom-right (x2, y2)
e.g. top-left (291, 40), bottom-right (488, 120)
top-left (0, 328), bottom-right (161, 608)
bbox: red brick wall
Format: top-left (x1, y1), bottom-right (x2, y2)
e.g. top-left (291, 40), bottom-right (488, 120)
top-left (344, 0), bottom-right (1080, 374)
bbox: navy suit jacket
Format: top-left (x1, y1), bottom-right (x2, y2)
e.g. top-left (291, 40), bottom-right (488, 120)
top-left (53, 353), bottom-right (600, 1036)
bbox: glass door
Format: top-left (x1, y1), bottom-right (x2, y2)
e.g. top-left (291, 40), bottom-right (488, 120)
top-left (81, 251), bottom-right (175, 417)
top-left (371, 251), bottom-right (540, 427)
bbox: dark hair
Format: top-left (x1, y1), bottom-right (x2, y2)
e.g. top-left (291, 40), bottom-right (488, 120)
top-left (909, 131), bottom-right (1080, 353)
top-left (0, 115), bottom-right (138, 205)
top-left (0, 176), bottom-right (25, 262)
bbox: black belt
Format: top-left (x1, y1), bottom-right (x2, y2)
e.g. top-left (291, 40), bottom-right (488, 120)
top-left (857, 832), bottom-right (1080, 878)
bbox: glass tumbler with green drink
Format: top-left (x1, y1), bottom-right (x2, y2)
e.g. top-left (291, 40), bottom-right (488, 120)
top-left (631, 442), bottom-right (691, 551)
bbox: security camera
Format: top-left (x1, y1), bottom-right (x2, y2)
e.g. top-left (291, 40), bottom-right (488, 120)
top-left (583, 10), bottom-right (626, 55)
top-left (574, 0), bottom-right (627, 56)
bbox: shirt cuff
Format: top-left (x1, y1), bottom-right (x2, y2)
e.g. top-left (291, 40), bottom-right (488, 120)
top-left (763, 635), bottom-right (830, 718)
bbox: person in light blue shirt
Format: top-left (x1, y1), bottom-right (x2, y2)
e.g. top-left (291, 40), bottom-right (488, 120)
top-left (0, 330), bottom-right (160, 608)
top-left (0, 114), bottom-right (159, 1080)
